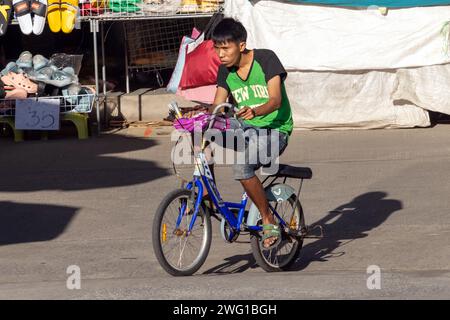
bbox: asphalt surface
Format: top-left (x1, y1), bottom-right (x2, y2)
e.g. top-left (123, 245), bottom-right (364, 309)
top-left (0, 125), bottom-right (449, 299)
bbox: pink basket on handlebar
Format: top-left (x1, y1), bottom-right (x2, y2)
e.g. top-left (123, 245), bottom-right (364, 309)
top-left (173, 113), bottom-right (230, 132)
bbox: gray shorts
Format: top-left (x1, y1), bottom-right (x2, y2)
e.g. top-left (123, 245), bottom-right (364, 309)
top-left (207, 120), bottom-right (289, 180)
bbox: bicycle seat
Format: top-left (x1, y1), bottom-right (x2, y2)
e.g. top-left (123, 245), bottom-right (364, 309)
top-left (272, 164), bottom-right (313, 180)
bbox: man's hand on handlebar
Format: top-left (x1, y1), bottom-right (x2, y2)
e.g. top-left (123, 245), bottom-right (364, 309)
top-left (178, 102), bottom-right (238, 119)
top-left (236, 106), bottom-right (256, 120)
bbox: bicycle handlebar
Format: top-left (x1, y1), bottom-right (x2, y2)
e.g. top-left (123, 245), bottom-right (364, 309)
top-left (206, 103), bottom-right (240, 132)
top-left (211, 102), bottom-right (238, 116)
top-left (169, 101), bottom-right (237, 118)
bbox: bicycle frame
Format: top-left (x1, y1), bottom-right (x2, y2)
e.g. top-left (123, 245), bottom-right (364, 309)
top-left (176, 151), bottom-right (288, 242)
top-left (172, 102), bottom-right (289, 242)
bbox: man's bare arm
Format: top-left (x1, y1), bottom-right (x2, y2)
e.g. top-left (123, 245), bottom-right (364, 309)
top-left (236, 75), bottom-right (283, 120)
top-left (209, 86), bottom-right (229, 113)
top-left (253, 75), bottom-right (282, 116)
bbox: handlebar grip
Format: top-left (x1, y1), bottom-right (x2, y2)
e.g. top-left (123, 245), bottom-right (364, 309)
top-left (212, 102), bottom-right (236, 115)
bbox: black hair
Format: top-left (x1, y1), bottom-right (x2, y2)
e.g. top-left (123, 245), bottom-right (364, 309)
top-left (211, 18), bottom-right (247, 45)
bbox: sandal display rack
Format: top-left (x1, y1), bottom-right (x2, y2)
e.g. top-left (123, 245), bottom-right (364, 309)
top-left (0, 94), bottom-right (95, 116)
top-left (81, 1), bottom-right (224, 133)
top-left (3, 1), bottom-right (224, 136)
top-left (78, 0), bottom-right (223, 20)
top-left (0, 94), bottom-right (95, 141)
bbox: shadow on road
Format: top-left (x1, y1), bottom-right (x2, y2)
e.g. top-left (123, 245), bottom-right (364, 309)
top-left (0, 135), bottom-right (170, 192)
top-left (290, 191), bottom-right (402, 271)
top-left (0, 201), bottom-right (78, 246)
top-left (203, 253), bottom-right (258, 275)
top-left (202, 191), bottom-right (402, 275)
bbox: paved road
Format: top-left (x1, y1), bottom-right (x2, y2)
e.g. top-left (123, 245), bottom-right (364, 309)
top-left (0, 125), bottom-right (449, 299)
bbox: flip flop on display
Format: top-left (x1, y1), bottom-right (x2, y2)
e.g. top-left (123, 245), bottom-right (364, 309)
top-left (61, 0), bottom-right (78, 34)
top-left (31, 0), bottom-right (47, 35)
top-left (16, 51), bottom-right (33, 69)
top-left (47, 0), bottom-right (61, 33)
top-left (32, 54), bottom-right (49, 71)
top-left (108, 0), bottom-right (141, 13)
top-left (0, 0), bottom-right (13, 36)
top-left (13, 0), bottom-right (33, 35)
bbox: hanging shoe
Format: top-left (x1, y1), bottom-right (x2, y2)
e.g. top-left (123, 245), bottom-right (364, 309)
top-left (47, 0), bottom-right (61, 33)
top-left (0, 0), bottom-right (13, 36)
top-left (12, 0), bottom-right (33, 35)
top-left (61, 0), bottom-right (78, 34)
top-left (31, 0), bottom-right (48, 35)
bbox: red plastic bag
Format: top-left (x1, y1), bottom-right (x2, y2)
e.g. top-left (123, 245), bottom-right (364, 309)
top-left (179, 37), bottom-right (221, 90)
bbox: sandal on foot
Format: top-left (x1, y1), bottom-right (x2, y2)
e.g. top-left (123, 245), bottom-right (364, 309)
top-left (261, 224), bottom-right (282, 250)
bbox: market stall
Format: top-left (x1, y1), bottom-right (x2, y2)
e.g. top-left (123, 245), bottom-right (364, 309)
top-left (0, 0), bottom-right (224, 139)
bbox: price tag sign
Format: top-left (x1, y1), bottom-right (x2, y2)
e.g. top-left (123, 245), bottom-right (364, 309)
top-left (15, 98), bottom-right (60, 131)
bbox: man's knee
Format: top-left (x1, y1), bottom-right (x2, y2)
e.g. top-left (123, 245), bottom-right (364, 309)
top-left (233, 164), bottom-right (256, 181)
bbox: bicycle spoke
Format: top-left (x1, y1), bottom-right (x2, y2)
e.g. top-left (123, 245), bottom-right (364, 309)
top-left (158, 193), bottom-right (208, 271)
top-left (178, 237), bottom-right (189, 268)
top-left (185, 241), bottom-right (200, 256)
top-left (164, 239), bottom-right (180, 262)
top-left (259, 198), bottom-right (301, 268)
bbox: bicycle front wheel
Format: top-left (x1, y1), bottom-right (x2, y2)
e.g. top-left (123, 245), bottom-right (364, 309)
top-left (152, 188), bottom-right (212, 276)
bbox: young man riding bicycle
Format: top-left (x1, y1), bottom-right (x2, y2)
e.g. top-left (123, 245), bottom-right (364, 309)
top-left (191, 18), bottom-right (294, 249)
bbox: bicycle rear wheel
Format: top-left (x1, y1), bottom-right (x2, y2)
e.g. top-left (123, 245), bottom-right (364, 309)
top-left (152, 188), bottom-right (212, 276)
top-left (250, 195), bottom-right (305, 272)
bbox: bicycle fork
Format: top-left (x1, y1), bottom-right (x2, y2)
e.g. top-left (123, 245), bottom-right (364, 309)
top-left (173, 178), bottom-right (203, 236)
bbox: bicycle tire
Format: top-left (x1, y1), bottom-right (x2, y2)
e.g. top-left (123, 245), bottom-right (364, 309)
top-left (250, 195), bottom-right (305, 272)
top-left (152, 188), bottom-right (212, 276)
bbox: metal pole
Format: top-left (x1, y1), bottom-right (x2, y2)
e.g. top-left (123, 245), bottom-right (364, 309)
top-left (101, 22), bottom-right (107, 126)
top-left (123, 23), bottom-right (130, 94)
top-left (91, 19), bottom-right (101, 134)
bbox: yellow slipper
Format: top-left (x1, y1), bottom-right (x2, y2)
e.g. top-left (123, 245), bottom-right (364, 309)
top-left (47, 0), bottom-right (61, 33)
top-left (61, 0), bottom-right (78, 34)
top-left (0, 0), bottom-right (13, 36)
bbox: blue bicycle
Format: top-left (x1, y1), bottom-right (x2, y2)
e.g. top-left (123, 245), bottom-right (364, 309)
top-left (152, 103), bottom-right (313, 276)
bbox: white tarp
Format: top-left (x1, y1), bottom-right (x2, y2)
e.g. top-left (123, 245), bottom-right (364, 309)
top-left (392, 63), bottom-right (450, 115)
top-left (225, 0), bottom-right (450, 71)
top-left (285, 70), bottom-right (431, 129)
